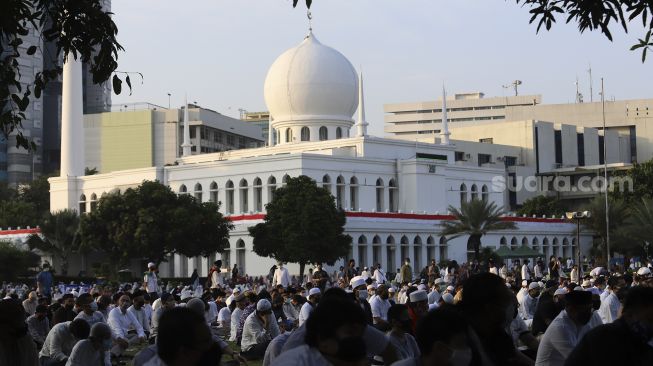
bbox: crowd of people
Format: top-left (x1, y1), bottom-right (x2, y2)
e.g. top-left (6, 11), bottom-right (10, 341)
top-left (1, 255), bottom-right (652, 366)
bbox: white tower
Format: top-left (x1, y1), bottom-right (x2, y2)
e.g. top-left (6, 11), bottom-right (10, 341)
top-left (181, 95), bottom-right (192, 157)
top-left (355, 71), bottom-right (369, 137)
top-left (60, 53), bottom-right (84, 177)
top-left (440, 85), bottom-right (450, 145)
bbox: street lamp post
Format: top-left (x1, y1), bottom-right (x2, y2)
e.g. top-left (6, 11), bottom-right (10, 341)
top-left (566, 211), bottom-right (591, 279)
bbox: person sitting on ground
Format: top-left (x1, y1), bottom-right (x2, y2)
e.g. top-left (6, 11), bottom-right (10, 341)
top-left (107, 294), bottom-right (146, 356)
top-left (216, 299), bottom-right (233, 336)
top-left (370, 284), bottom-right (392, 331)
top-left (39, 319), bottom-right (90, 366)
top-left (283, 293), bottom-right (302, 322)
top-left (65, 322), bottom-right (112, 366)
top-left (392, 307), bottom-right (472, 366)
top-left (27, 304), bottom-right (50, 349)
top-left (0, 298), bottom-right (40, 366)
top-left (241, 299), bottom-right (281, 360)
top-left (74, 293), bottom-right (105, 327)
top-left (53, 294), bottom-right (76, 325)
top-left (149, 292), bottom-right (176, 344)
top-left (298, 288), bottom-right (321, 327)
top-left (23, 291), bottom-right (39, 316)
top-left (127, 289), bottom-right (151, 338)
top-left (385, 304), bottom-right (420, 362)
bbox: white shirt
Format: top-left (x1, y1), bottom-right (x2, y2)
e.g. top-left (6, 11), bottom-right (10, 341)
top-left (535, 310), bottom-right (595, 366)
top-left (217, 306), bottom-right (231, 327)
top-left (521, 264), bottom-right (531, 281)
top-left (534, 265), bottom-right (544, 279)
top-left (273, 267), bottom-right (291, 288)
top-left (373, 268), bottom-right (387, 284)
top-left (241, 311), bottom-right (280, 352)
top-left (427, 289), bottom-right (440, 305)
top-left (144, 271), bottom-right (158, 293)
top-left (39, 321), bottom-right (78, 361)
top-left (263, 331), bottom-right (292, 366)
top-left (229, 307), bottom-right (243, 341)
top-left (369, 296), bottom-right (392, 324)
top-left (489, 266), bottom-right (498, 275)
top-left (206, 301), bottom-right (218, 324)
top-left (74, 311), bottom-right (106, 327)
top-left (128, 305), bottom-right (151, 333)
top-left (108, 307), bottom-right (145, 340)
top-left (598, 291), bottom-right (620, 324)
top-left (519, 295), bottom-right (538, 320)
top-left (211, 269), bottom-right (223, 288)
top-left (387, 332), bottom-right (420, 361)
top-left (298, 302), bottom-right (314, 327)
top-left (65, 339), bottom-right (111, 366)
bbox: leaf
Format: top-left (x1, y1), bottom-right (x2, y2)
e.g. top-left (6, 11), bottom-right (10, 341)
top-left (26, 46), bottom-right (37, 55)
top-left (112, 74), bottom-right (122, 95)
top-left (125, 75), bottom-right (132, 96)
top-left (643, 48), bottom-right (648, 63)
top-left (306, 0), bottom-right (312, 8)
top-left (293, 0), bottom-right (299, 7)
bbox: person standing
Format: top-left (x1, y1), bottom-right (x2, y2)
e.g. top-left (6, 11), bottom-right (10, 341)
top-left (400, 258), bottom-right (413, 284)
top-left (311, 263), bottom-right (329, 291)
top-left (521, 259), bottom-right (532, 282)
top-left (37, 264), bottom-right (54, 298)
top-left (374, 263), bottom-right (388, 285)
top-left (232, 264), bottom-right (239, 284)
top-left (272, 262), bottom-right (290, 288)
top-left (344, 259), bottom-right (357, 284)
top-left (143, 262), bottom-right (159, 301)
top-left (208, 260), bottom-right (223, 289)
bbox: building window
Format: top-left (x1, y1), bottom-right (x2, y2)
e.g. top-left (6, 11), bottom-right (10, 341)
top-left (455, 151), bottom-right (465, 161)
top-left (471, 184), bottom-right (478, 201)
top-left (479, 138), bottom-right (493, 144)
top-left (319, 126), bottom-right (328, 141)
top-left (209, 182), bottom-right (218, 203)
top-left (268, 176), bottom-right (277, 202)
top-left (285, 128), bottom-right (293, 143)
top-left (179, 185), bottom-right (187, 194)
top-left (577, 133), bottom-right (585, 166)
top-left (478, 154), bottom-right (491, 166)
top-left (194, 183), bottom-right (203, 201)
top-left (301, 127), bottom-right (310, 141)
top-left (336, 127), bottom-right (343, 139)
top-left (554, 130), bottom-right (562, 166)
top-left (189, 128), bottom-right (196, 139)
top-left (253, 178), bottom-right (262, 212)
top-left (239, 179), bottom-right (248, 213)
top-left (79, 194), bottom-right (87, 213)
top-left (349, 177), bottom-right (358, 211)
top-left (460, 183), bottom-right (467, 206)
top-left (481, 185), bottom-right (488, 202)
top-left (322, 175), bottom-right (332, 194)
top-left (90, 193), bottom-right (98, 211)
top-left (504, 156), bottom-right (517, 167)
top-left (376, 178), bottom-right (385, 212)
top-left (226, 134), bottom-right (235, 146)
top-left (336, 175), bottom-right (345, 209)
top-left (225, 181), bottom-right (234, 214)
top-left (389, 179), bottom-right (398, 212)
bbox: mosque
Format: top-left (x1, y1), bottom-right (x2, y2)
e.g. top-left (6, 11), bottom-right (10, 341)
top-left (49, 30), bottom-right (592, 277)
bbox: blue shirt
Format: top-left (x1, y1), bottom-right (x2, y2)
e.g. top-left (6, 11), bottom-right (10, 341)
top-left (37, 270), bottom-right (53, 295)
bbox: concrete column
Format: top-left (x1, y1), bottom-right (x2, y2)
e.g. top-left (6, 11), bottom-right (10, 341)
top-left (351, 241), bottom-right (358, 264)
top-left (421, 243), bottom-right (428, 272)
top-left (366, 240), bottom-right (373, 268)
top-left (394, 244), bottom-right (402, 275)
top-left (380, 242), bottom-right (388, 272)
top-left (60, 53), bottom-right (84, 177)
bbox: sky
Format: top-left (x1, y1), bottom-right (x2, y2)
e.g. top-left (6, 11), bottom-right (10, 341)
top-left (111, 0), bottom-right (653, 136)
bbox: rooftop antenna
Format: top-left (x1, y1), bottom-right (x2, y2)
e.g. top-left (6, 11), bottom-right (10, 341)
top-left (588, 64), bottom-right (594, 103)
top-left (575, 77), bottom-right (584, 103)
top-left (502, 80), bottom-right (522, 96)
top-left (601, 78), bottom-right (610, 267)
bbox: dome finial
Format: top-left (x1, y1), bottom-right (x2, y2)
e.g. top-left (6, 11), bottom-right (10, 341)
top-left (306, 10), bottom-right (313, 37)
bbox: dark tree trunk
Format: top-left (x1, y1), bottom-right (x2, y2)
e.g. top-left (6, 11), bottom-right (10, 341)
top-left (468, 234), bottom-right (482, 261)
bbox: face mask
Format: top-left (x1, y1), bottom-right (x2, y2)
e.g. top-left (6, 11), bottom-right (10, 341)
top-left (358, 290), bottom-right (368, 300)
top-left (450, 347), bottom-right (473, 366)
top-left (335, 336), bottom-right (366, 362)
top-left (405, 261), bottom-right (410, 265)
top-left (102, 339), bottom-right (112, 351)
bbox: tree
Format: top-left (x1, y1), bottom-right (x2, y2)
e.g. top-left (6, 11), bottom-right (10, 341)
top-left (26, 209), bottom-right (80, 275)
top-left (0, 241), bottom-right (40, 280)
top-left (19, 175), bottom-right (51, 217)
top-left (619, 197), bottom-right (653, 257)
top-left (249, 175), bottom-right (351, 281)
top-left (2, 0), bottom-right (124, 150)
top-left (583, 194), bottom-right (629, 259)
top-left (517, 195), bottom-right (566, 217)
top-left (612, 158), bottom-right (653, 202)
top-left (79, 181), bottom-right (232, 275)
top-left (440, 199), bottom-right (517, 261)
top-left (0, 175), bottom-right (50, 229)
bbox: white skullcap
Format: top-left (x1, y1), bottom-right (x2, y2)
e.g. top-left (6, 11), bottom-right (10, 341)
top-left (442, 293), bottom-right (454, 304)
top-left (308, 288), bottom-right (321, 297)
top-left (256, 299), bottom-right (272, 312)
top-left (367, 284), bottom-right (376, 291)
top-left (388, 287), bottom-right (396, 293)
top-left (528, 282), bottom-right (540, 290)
top-left (446, 285), bottom-right (455, 292)
top-left (409, 290), bottom-right (428, 303)
top-left (147, 262), bottom-right (156, 268)
top-left (350, 276), bottom-right (366, 289)
top-left (637, 267), bottom-right (652, 276)
top-left (554, 288), bottom-right (568, 296)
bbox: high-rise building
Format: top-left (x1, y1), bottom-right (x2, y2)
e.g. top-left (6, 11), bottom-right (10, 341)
top-left (241, 111), bottom-right (270, 143)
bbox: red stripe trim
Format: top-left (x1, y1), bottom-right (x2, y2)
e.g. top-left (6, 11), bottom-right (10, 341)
top-left (0, 228), bottom-right (40, 235)
top-left (226, 212), bottom-right (566, 223)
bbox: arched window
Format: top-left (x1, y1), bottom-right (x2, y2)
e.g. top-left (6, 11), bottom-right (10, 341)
top-left (500, 237), bottom-right (508, 247)
top-left (372, 235), bottom-right (381, 264)
top-left (336, 127), bottom-right (343, 139)
top-left (194, 183), bottom-right (202, 201)
top-left (571, 238), bottom-right (577, 259)
top-left (78, 194), bottom-right (87, 213)
top-left (221, 243), bottom-right (231, 268)
top-left (319, 126), bottom-right (328, 141)
top-left (225, 180), bottom-right (234, 214)
top-left (400, 236), bottom-right (409, 263)
top-left (553, 238), bottom-right (560, 257)
top-left (481, 185), bottom-right (489, 202)
top-left (236, 239), bottom-right (246, 274)
top-left (90, 193), bottom-right (98, 211)
top-left (471, 184), bottom-right (478, 201)
top-left (282, 174), bottom-right (290, 186)
top-left (460, 183), bottom-right (467, 206)
top-left (413, 236), bottom-right (422, 270)
top-left (301, 127), bottom-right (310, 141)
top-left (253, 178), bottom-right (262, 212)
top-left (563, 238), bottom-right (570, 258)
top-left (322, 175), bottom-right (332, 194)
top-left (510, 237), bottom-right (518, 250)
top-left (532, 237), bottom-right (540, 253)
top-left (357, 235), bottom-right (367, 268)
top-left (285, 128), bottom-right (293, 143)
top-left (239, 179), bottom-right (249, 213)
top-left (179, 185), bottom-right (187, 194)
top-left (336, 175), bottom-right (345, 209)
top-left (439, 236), bottom-right (448, 262)
top-left (209, 182), bottom-right (218, 203)
top-left (427, 236), bottom-right (436, 262)
top-left (268, 176), bottom-right (277, 202)
top-left (522, 237), bottom-right (528, 246)
top-left (373, 235), bottom-right (382, 244)
top-left (389, 179), bottom-right (398, 212)
top-left (376, 178), bottom-right (385, 212)
top-left (349, 177), bottom-right (359, 211)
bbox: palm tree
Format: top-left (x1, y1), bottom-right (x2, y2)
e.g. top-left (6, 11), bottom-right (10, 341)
top-left (619, 198), bottom-right (653, 257)
top-left (583, 195), bottom-right (629, 260)
top-left (27, 209), bottom-right (81, 275)
top-left (440, 199), bottom-right (516, 261)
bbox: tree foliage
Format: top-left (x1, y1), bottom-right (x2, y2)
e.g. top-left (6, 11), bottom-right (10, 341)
top-left (248, 175), bottom-right (351, 279)
top-left (611, 159), bottom-right (653, 202)
top-left (619, 197), bottom-right (653, 257)
top-left (582, 194), bottom-right (630, 258)
top-left (0, 175), bottom-right (50, 228)
top-left (517, 194), bottom-right (566, 217)
top-left (79, 181), bottom-right (232, 274)
top-left (26, 209), bottom-right (80, 275)
top-left (1, 0), bottom-right (124, 150)
top-left (516, 0), bottom-right (653, 62)
top-left (440, 199), bottom-right (517, 260)
top-left (0, 241), bottom-right (40, 280)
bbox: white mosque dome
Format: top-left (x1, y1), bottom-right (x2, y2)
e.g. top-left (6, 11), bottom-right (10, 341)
top-left (264, 32), bottom-right (359, 137)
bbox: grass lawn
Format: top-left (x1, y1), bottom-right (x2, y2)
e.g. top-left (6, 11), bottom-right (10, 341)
top-left (120, 340), bottom-right (263, 366)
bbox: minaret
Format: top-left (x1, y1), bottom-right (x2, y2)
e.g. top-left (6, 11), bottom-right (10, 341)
top-left (440, 85), bottom-right (450, 145)
top-left (355, 71), bottom-right (369, 137)
top-left (60, 53), bottom-right (84, 177)
top-left (181, 95), bottom-right (192, 157)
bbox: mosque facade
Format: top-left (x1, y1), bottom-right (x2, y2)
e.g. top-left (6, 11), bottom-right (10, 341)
top-left (49, 32), bottom-right (592, 277)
